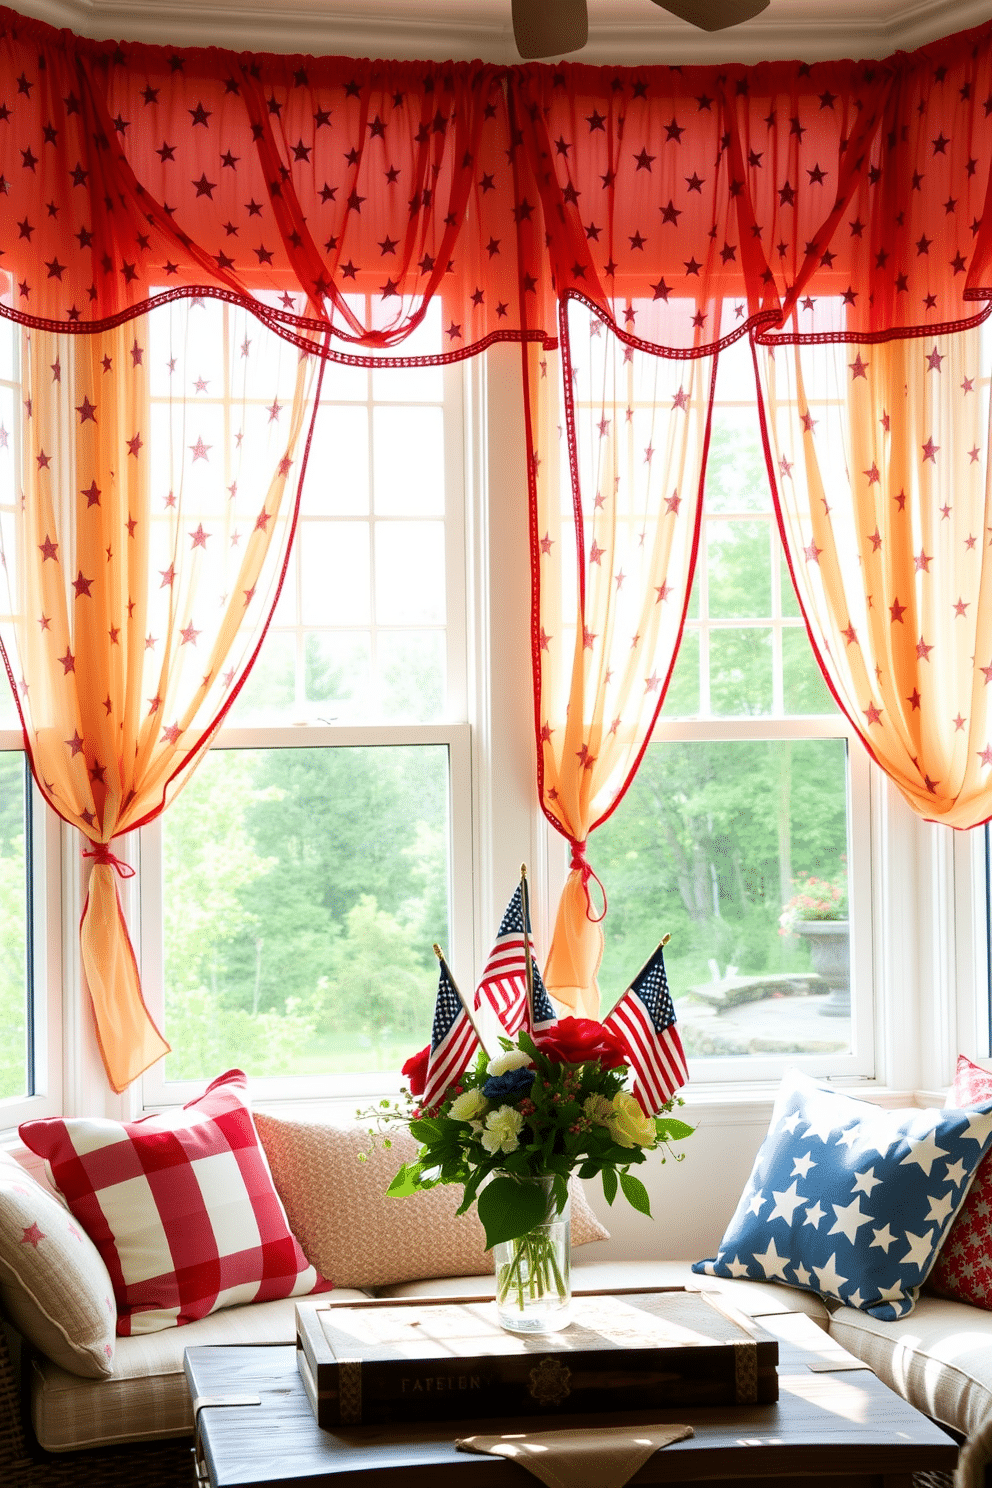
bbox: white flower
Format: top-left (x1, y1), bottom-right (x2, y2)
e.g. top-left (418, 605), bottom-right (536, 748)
top-left (480, 1104), bottom-right (525, 1154)
top-left (449, 1088), bottom-right (488, 1122)
top-left (487, 1048), bottom-right (533, 1078)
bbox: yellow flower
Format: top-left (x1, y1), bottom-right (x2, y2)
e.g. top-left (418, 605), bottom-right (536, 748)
top-left (481, 1104), bottom-right (525, 1154)
top-left (449, 1088), bottom-right (488, 1122)
top-left (607, 1091), bottom-right (657, 1150)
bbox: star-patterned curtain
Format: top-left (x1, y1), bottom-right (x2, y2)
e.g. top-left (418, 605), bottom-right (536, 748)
top-left (756, 326), bottom-right (992, 827)
top-left (1, 4), bottom-right (992, 1050)
top-left (0, 9), bottom-right (541, 358)
top-left (526, 302), bottom-right (715, 1016)
top-left (506, 31), bottom-right (992, 1011)
top-left (0, 11), bottom-right (989, 352)
top-left (0, 303), bottom-right (321, 1090)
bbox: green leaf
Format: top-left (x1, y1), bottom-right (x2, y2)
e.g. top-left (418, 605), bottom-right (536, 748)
top-left (386, 1163), bottom-right (422, 1197)
top-left (458, 1164), bottom-right (487, 1214)
top-left (619, 1171), bottom-right (652, 1216)
top-left (600, 1167), bottom-right (618, 1206)
top-left (477, 1175), bottom-right (550, 1248)
top-left (408, 1116), bottom-right (448, 1144)
top-left (656, 1118), bottom-right (694, 1142)
top-left (517, 1030), bottom-right (540, 1061)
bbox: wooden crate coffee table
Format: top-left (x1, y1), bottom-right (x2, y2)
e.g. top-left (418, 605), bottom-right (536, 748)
top-left (184, 1310), bottom-right (958, 1488)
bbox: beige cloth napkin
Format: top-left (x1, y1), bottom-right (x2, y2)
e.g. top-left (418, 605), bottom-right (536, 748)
top-left (456, 1423), bottom-right (694, 1488)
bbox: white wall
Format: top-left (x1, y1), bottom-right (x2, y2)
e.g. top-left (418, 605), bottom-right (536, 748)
top-left (575, 1096), bottom-right (774, 1262)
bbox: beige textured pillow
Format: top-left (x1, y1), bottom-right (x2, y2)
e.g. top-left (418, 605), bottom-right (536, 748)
top-left (0, 1150), bottom-right (116, 1378)
top-left (254, 1114), bottom-right (609, 1290)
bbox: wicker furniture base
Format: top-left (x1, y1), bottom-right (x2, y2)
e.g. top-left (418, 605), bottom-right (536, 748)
top-left (1, 1326), bottom-right (194, 1488)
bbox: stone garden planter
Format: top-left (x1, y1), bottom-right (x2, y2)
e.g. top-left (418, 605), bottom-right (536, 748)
top-left (793, 920), bottom-right (850, 1018)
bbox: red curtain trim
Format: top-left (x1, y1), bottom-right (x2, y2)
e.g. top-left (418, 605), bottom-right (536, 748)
top-left (558, 297), bottom-right (588, 616)
top-left (0, 291), bottom-right (558, 366)
top-left (756, 301), bottom-right (992, 349)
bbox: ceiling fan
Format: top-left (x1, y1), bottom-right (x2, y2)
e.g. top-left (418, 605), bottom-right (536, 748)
top-left (511, 0), bottom-right (771, 58)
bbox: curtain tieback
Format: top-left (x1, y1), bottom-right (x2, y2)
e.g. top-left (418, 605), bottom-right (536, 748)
top-left (82, 842), bottom-right (136, 880)
top-left (569, 839), bottom-right (607, 924)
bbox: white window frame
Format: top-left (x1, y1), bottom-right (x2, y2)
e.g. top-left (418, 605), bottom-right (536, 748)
top-left (0, 764), bottom-right (64, 1130)
top-left (0, 307), bottom-right (63, 1130)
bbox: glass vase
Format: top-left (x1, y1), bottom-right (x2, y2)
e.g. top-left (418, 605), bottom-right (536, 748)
top-left (493, 1176), bottom-right (571, 1333)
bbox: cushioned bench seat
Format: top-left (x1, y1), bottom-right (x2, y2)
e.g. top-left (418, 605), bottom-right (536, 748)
top-left (828, 1294), bottom-right (992, 1444)
top-left (28, 1293), bottom-right (367, 1453)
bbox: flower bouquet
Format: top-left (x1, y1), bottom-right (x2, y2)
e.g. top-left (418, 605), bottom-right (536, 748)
top-left (364, 1015), bottom-right (693, 1331)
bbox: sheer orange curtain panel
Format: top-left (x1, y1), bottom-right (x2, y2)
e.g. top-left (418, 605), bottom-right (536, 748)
top-left (755, 323), bottom-right (992, 827)
top-left (0, 301), bottom-right (322, 1090)
top-left (527, 301), bottom-right (717, 1016)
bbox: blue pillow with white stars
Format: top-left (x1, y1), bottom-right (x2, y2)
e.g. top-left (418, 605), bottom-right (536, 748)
top-left (692, 1068), bottom-right (992, 1320)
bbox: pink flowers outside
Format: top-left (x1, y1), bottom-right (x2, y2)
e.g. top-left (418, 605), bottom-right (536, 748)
top-left (778, 873), bottom-right (848, 935)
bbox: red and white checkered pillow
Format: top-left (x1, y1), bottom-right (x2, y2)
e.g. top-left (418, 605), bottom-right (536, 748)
top-left (927, 1054), bottom-right (992, 1311)
top-left (19, 1069), bottom-right (331, 1335)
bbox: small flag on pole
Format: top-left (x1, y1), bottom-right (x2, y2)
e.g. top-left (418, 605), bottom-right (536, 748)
top-left (528, 961), bottom-right (558, 1035)
top-left (475, 881), bottom-right (557, 1037)
top-left (423, 955), bottom-right (480, 1110)
top-left (604, 941), bottom-right (687, 1115)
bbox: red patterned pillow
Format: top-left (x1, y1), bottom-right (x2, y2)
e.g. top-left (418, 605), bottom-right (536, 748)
top-left (927, 1055), bottom-right (992, 1310)
top-left (19, 1069), bottom-right (331, 1335)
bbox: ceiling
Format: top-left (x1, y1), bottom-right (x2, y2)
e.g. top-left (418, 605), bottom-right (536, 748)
top-left (9, 0), bottom-right (992, 63)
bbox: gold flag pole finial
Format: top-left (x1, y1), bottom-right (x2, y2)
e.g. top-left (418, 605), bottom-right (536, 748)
top-left (624, 935), bottom-right (672, 994)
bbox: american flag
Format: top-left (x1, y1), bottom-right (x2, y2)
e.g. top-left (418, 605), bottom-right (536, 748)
top-left (604, 944), bottom-right (687, 1115)
top-left (423, 958), bottom-right (480, 1109)
top-left (474, 883), bottom-right (557, 1036)
top-left (530, 961), bottom-right (558, 1035)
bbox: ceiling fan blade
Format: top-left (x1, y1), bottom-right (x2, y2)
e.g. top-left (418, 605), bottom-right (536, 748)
top-left (511, 0), bottom-right (589, 58)
top-left (648, 0), bottom-right (771, 31)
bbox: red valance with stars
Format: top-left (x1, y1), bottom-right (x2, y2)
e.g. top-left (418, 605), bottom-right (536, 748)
top-left (0, 6), bottom-right (988, 356)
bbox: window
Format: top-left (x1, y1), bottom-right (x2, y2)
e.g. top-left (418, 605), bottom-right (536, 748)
top-left (0, 321), bottom-right (60, 1126)
top-left (0, 752), bottom-right (31, 1101)
top-left (140, 301), bottom-right (473, 1102)
top-left (594, 331), bottom-right (873, 1082)
top-left (8, 301), bottom-right (980, 1116)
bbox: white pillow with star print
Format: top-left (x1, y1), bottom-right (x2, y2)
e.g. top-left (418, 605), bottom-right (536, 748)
top-left (0, 1149), bottom-right (116, 1377)
top-left (693, 1068), bottom-right (992, 1321)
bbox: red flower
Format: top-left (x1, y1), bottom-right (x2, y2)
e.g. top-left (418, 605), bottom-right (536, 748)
top-left (401, 1045), bottom-right (430, 1096)
top-left (535, 1017), bottom-right (628, 1069)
